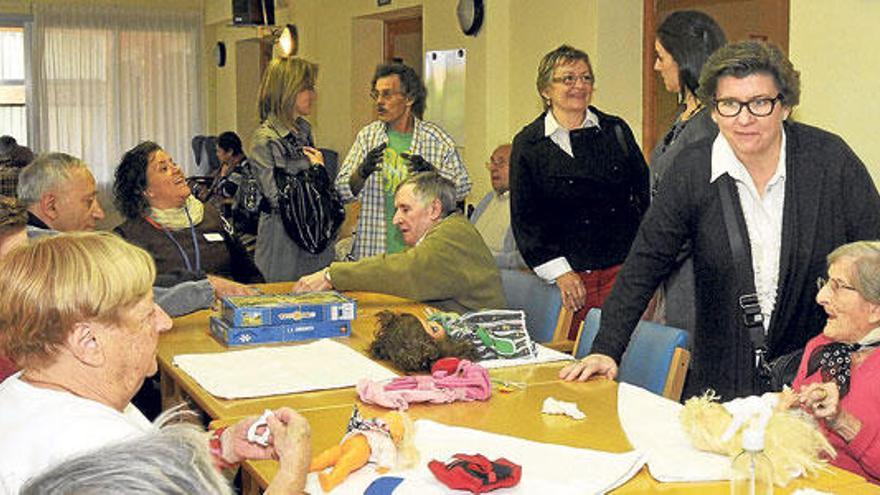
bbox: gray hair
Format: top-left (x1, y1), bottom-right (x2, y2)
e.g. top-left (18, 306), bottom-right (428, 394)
top-left (396, 171), bottom-right (457, 217)
top-left (17, 153), bottom-right (89, 206)
top-left (827, 241), bottom-right (880, 304)
top-left (536, 45), bottom-right (593, 111)
top-left (21, 409), bottom-right (233, 495)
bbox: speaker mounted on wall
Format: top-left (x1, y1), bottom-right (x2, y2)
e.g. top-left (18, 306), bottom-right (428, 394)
top-left (231, 0), bottom-right (275, 26)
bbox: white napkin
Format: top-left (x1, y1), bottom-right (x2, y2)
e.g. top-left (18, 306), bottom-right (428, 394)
top-left (541, 396), bottom-right (586, 420)
top-left (617, 382), bottom-right (731, 482)
top-left (306, 419), bottom-right (646, 494)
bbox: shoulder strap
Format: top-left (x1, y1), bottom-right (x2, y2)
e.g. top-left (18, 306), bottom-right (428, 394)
top-left (718, 175), bottom-right (768, 363)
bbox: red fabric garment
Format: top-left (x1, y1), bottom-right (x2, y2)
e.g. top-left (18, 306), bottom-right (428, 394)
top-left (428, 454), bottom-right (521, 494)
top-left (792, 334), bottom-right (880, 484)
top-left (567, 264), bottom-right (621, 340)
top-left (0, 355), bottom-right (18, 383)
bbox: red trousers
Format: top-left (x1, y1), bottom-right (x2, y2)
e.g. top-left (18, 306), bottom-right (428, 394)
top-left (567, 264), bottom-right (621, 340)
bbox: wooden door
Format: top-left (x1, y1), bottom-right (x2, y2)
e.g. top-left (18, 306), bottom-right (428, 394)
top-left (384, 17), bottom-right (423, 77)
top-left (643, 0), bottom-right (790, 155)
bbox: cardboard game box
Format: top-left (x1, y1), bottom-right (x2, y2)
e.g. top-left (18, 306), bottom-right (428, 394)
top-left (220, 291), bottom-right (356, 327)
top-left (209, 316), bottom-right (352, 346)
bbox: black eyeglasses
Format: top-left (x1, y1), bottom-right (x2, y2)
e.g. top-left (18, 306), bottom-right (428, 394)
top-left (550, 74), bottom-right (594, 87)
top-left (817, 276), bottom-right (858, 295)
top-left (713, 94), bottom-right (783, 118)
top-left (370, 89), bottom-right (404, 101)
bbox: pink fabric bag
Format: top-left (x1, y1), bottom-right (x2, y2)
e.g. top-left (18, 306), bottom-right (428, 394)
top-left (357, 360), bottom-right (491, 410)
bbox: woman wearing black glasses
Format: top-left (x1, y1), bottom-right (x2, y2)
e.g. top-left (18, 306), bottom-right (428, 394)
top-left (562, 41), bottom-right (880, 401)
top-left (510, 44), bottom-right (649, 341)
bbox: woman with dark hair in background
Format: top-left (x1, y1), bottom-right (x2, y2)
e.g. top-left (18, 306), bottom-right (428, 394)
top-left (650, 10), bottom-right (726, 331)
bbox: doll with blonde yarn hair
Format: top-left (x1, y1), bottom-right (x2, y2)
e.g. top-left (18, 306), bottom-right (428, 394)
top-left (680, 388), bottom-right (835, 486)
top-left (309, 406), bottom-right (418, 492)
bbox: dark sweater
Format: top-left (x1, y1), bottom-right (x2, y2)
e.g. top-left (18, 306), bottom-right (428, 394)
top-left (510, 107), bottom-right (649, 271)
top-left (115, 203), bottom-right (261, 287)
top-left (593, 121), bottom-right (880, 400)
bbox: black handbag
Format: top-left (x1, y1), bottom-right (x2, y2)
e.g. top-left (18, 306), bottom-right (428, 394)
top-left (273, 164), bottom-right (345, 255)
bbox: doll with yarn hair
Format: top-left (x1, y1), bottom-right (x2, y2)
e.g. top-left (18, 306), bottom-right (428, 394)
top-left (369, 309), bottom-right (536, 372)
top-left (309, 406), bottom-right (418, 492)
top-left (679, 389), bottom-right (835, 486)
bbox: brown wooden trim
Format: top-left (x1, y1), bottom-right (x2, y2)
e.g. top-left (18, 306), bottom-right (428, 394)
top-left (384, 16), bottom-right (422, 65)
top-left (642, 0), bottom-right (658, 157)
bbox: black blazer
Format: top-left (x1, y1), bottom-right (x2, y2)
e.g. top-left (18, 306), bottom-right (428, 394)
top-left (510, 107), bottom-right (649, 272)
top-left (594, 121), bottom-right (880, 399)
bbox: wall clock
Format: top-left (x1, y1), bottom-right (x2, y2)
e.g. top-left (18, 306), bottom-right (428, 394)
top-left (456, 0), bottom-right (484, 36)
top-left (214, 41), bottom-right (226, 68)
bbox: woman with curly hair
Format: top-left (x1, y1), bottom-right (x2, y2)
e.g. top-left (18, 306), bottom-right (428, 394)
top-left (113, 141), bottom-right (261, 290)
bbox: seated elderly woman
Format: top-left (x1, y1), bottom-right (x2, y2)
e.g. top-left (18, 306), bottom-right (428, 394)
top-left (0, 232), bottom-right (308, 492)
top-left (21, 408), bottom-right (309, 495)
top-left (113, 141), bottom-right (262, 288)
top-left (788, 241), bottom-right (880, 483)
top-left (0, 196), bottom-right (27, 382)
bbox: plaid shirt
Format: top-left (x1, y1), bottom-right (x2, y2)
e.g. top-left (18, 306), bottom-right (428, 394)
top-left (0, 166), bottom-right (20, 198)
top-left (336, 118), bottom-right (471, 259)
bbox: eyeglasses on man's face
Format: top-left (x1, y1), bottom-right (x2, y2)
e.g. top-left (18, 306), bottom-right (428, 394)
top-left (550, 73), bottom-right (594, 87)
top-left (713, 94), bottom-right (783, 118)
top-left (370, 89), bottom-right (404, 101)
top-left (817, 276), bottom-right (858, 295)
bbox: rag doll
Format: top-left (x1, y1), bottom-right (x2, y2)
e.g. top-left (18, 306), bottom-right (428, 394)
top-left (309, 406), bottom-right (418, 492)
top-left (369, 309), bottom-right (536, 372)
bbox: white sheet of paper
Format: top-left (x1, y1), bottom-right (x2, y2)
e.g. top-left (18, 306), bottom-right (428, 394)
top-left (306, 419), bottom-right (646, 494)
top-left (172, 339), bottom-right (398, 399)
top-left (617, 382), bottom-right (731, 482)
top-left (478, 343), bottom-right (572, 369)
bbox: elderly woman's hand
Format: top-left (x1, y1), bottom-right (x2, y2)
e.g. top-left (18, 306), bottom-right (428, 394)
top-left (799, 381), bottom-right (840, 421)
top-left (556, 271), bottom-right (586, 312)
top-left (798, 381), bottom-right (863, 442)
top-left (302, 146), bottom-right (324, 166)
top-left (264, 408), bottom-right (310, 495)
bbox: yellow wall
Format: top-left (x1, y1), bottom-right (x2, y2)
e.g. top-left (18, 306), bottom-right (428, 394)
top-left (202, 0), bottom-right (643, 202)
top-left (790, 0), bottom-right (880, 183)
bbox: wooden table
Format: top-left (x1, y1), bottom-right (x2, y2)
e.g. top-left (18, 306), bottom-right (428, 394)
top-left (157, 287), bottom-right (567, 419)
top-left (159, 287), bottom-right (880, 493)
top-left (237, 380), bottom-right (880, 495)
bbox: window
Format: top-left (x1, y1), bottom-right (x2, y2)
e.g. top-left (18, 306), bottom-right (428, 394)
top-left (0, 26), bottom-right (27, 145)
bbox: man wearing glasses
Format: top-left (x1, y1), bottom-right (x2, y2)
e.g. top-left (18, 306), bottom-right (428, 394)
top-left (470, 143), bottom-right (526, 270)
top-left (336, 62), bottom-right (470, 260)
top-left (564, 41), bottom-right (880, 400)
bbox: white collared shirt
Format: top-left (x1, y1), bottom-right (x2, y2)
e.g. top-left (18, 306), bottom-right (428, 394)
top-left (473, 191), bottom-right (510, 254)
top-left (709, 130), bottom-right (787, 330)
top-left (534, 109), bottom-right (601, 282)
top-left (543, 109), bottom-right (601, 158)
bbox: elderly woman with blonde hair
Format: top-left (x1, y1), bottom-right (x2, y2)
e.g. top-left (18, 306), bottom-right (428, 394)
top-left (0, 232), bottom-right (310, 493)
top-left (251, 56), bottom-right (334, 281)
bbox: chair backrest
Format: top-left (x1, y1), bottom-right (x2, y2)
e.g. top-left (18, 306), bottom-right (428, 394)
top-left (499, 269), bottom-right (569, 343)
top-left (573, 307), bottom-right (602, 360)
top-left (574, 308), bottom-right (690, 401)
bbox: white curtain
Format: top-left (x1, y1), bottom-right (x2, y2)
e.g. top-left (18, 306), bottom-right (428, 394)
top-left (31, 4), bottom-right (202, 186)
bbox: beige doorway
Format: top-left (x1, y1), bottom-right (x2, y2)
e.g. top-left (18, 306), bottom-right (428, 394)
top-left (642, 0), bottom-right (790, 155)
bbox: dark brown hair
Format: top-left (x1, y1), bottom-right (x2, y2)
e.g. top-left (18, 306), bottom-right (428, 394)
top-left (369, 310), bottom-right (478, 372)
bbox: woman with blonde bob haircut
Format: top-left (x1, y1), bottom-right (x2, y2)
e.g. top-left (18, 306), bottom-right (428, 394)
top-left (251, 56), bottom-right (335, 282)
top-left (0, 232), bottom-right (308, 493)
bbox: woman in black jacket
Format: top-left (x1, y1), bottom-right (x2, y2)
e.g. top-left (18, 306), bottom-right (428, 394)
top-left (510, 44), bottom-right (649, 340)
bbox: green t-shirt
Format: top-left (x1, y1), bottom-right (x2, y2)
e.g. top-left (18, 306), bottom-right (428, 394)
top-left (383, 130), bottom-right (412, 253)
